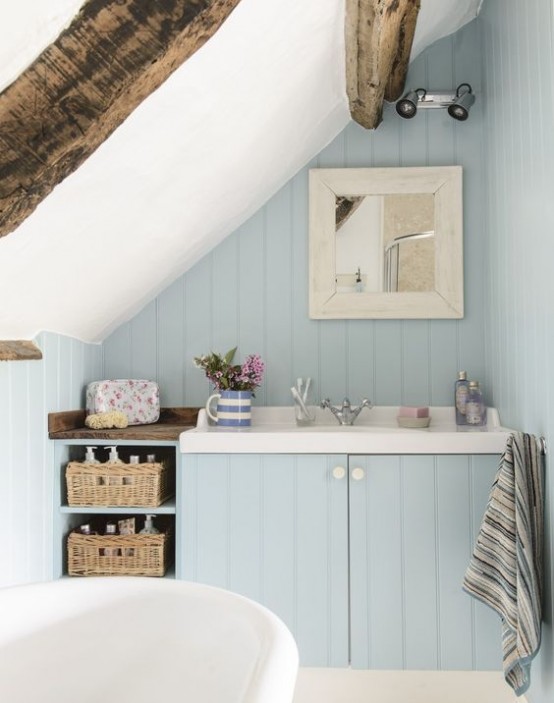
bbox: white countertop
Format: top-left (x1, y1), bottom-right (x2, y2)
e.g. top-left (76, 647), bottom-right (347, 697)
top-left (179, 406), bottom-right (512, 455)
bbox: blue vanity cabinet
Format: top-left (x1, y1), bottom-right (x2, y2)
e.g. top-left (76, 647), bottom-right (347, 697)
top-left (180, 453), bottom-right (350, 667)
top-left (348, 453), bottom-right (502, 671)
top-left (180, 451), bottom-right (502, 671)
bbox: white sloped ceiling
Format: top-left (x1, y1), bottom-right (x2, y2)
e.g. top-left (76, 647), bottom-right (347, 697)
top-left (0, 0), bottom-right (481, 343)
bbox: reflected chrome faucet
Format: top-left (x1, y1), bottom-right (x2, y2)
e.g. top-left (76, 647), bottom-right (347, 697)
top-left (320, 397), bottom-right (373, 425)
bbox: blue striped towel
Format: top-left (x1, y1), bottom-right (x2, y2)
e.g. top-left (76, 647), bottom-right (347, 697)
top-left (463, 432), bottom-right (544, 696)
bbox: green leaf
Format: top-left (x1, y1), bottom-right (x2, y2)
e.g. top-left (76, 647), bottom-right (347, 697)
top-left (224, 347), bottom-right (237, 365)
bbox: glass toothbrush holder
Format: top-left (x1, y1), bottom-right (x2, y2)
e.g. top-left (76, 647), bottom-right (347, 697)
top-left (292, 378), bottom-right (316, 427)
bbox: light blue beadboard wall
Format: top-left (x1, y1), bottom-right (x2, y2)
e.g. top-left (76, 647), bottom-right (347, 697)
top-left (103, 20), bottom-right (489, 410)
top-left (480, 1), bottom-right (554, 702)
top-left (0, 333), bottom-right (102, 588)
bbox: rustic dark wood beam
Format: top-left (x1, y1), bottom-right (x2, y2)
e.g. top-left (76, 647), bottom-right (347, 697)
top-left (345, 0), bottom-right (420, 129)
top-left (0, 0), bottom-right (242, 238)
top-left (0, 340), bottom-right (42, 361)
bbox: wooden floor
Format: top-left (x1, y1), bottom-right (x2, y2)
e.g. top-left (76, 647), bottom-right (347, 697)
top-left (292, 669), bottom-right (522, 703)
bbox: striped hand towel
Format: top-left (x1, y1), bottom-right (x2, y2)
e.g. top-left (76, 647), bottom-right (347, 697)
top-left (463, 432), bottom-right (544, 696)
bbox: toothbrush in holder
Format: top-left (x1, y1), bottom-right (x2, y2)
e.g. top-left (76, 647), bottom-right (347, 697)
top-left (292, 378), bottom-right (314, 425)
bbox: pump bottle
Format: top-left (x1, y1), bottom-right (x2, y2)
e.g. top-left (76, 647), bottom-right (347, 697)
top-left (106, 446), bottom-right (122, 462)
top-left (139, 515), bottom-right (159, 534)
top-left (84, 446), bottom-right (99, 463)
top-left (104, 446), bottom-right (123, 486)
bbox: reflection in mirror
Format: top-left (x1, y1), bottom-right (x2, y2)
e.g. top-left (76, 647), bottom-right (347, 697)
top-left (335, 193), bottom-right (435, 293)
top-left (309, 166), bottom-right (463, 319)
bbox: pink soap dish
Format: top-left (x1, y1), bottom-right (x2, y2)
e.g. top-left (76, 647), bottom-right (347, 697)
top-left (398, 405), bottom-right (429, 418)
top-left (397, 416), bottom-right (431, 429)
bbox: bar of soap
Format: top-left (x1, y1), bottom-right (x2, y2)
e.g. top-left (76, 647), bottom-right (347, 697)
top-left (398, 405), bottom-right (429, 418)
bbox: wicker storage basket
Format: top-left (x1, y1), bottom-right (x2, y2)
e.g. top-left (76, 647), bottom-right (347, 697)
top-left (66, 461), bottom-right (173, 507)
top-left (67, 529), bottom-right (172, 577)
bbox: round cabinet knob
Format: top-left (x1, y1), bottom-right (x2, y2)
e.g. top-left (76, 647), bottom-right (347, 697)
top-left (351, 467), bottom-right (365, 481)
top-left (332, 466), bottom-right (346, 480)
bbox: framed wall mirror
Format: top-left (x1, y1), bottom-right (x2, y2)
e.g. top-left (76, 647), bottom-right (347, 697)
top-left (309, 166), bottom-right (463, 319)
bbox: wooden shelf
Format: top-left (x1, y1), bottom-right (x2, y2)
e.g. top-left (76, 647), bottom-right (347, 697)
top-left (48, 407), bottom-right (199, 441)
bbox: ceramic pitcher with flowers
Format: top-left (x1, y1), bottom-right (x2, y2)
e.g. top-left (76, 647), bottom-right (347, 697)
top-left (193, 347), bottom-right (264, 428)
top-left (206, 389), bottom-right (252, 427)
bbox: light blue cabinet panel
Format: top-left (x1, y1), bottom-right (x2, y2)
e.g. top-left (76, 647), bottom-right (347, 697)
top-left (402, 456), bottom-right (440, 669)
top-left (469, 455), bottom-right (504, 670)
top-left (181, 453), bottom-right (349, 667)
top-left (349, 454), bottom-right (501, 671)
top-left (349, 455), bottom-right (405, 669)
top-left (182, 451), bottom-right (501, 671)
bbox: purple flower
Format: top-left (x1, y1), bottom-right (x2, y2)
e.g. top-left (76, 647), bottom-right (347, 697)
top-left (193, 348), bottom-right (264, 393)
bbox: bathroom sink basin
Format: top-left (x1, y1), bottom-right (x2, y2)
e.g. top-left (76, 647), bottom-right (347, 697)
top-left (180, 406), bottom-right (512, 455)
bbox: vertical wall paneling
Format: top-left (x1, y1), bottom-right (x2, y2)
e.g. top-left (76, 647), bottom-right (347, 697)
top-left (102, 322), bottom-right (131, 380)
top-left (157, 278), bottom-right (185, 406)
top-left (401, 321), bottom-right (431, 405)
top-left (264, 185), bottom-right (294, 404)
top-left (480, 1), bottom-right (554, 700)
top-left (0, 361), bottom-right (12, 583)
top-left (399, 55), bottom-right (429, 168)
top-left (184, 256), bottom-right (213, 402)
top-left (102, 23), bottom-right (488, 412)
top-left (130, 300), bottom-right (158, 381)
top-left (27, 349), bottom-right (45, 581)
top-left (291, 159), bottom-right (320, 399)
top-left (10, 362), bottom-right (30, 581)
top-left (57, 334), bottom-right (72, 411)
top-left (212, 235), bottom-right (240, 352)
top-left (346, 320), bottom-right (376, 405)
top-left (374, 323), bottom-right (403, 405)
top-left (238, 211), bottom-right (268, 404)
top-left (0, 332), bottom-right (102, 588)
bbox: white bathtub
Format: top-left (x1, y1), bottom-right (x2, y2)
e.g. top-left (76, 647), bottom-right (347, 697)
top-left (0, 578), bottom-right (299, 703)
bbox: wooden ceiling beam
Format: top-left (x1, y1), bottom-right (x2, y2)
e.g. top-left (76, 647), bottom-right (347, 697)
top-left (0, 0), bottom-right (242, 239)
top-left (345, 0), bottom-right (421, 130)
top-left (0, 340), bottom-right (42, 361)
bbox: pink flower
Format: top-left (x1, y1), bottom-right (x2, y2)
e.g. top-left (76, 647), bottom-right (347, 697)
top-left (193, 348), bottom-right (265, 394)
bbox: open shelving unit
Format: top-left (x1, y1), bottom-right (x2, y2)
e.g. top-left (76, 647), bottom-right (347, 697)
top-left (49, 408), bottom-right (198, 579)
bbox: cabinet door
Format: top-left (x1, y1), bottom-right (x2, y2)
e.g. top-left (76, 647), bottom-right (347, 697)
top-left (349, 454), bottom-right (502, 671)
top-left (181, 453), bottom-right (349, 666)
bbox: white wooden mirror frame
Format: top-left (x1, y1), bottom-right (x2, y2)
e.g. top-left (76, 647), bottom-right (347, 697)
top-left (308, 166), bottom-right (464, 319)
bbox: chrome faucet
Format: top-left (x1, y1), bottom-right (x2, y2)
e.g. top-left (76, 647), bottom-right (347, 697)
top-left (320, 397), bottom-right (373, 426)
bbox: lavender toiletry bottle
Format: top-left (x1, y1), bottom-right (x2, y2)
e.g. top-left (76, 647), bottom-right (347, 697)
top-left (466, 381), bottom-right (487, 426)
top-left (455, 371), bottom-right (469, 425)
